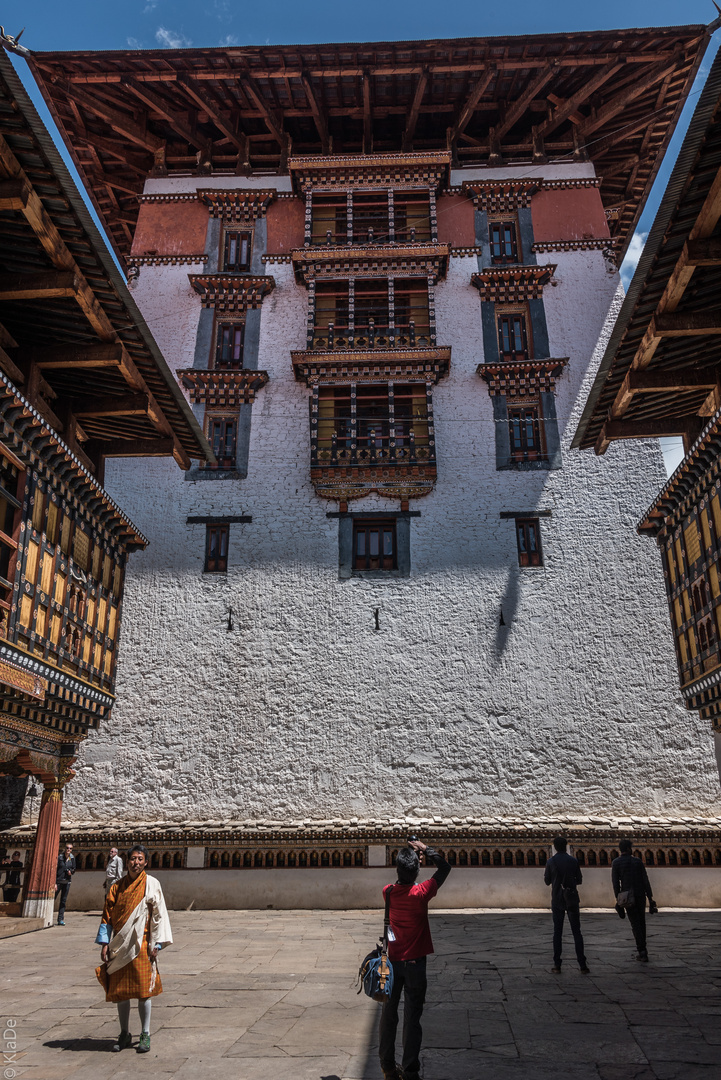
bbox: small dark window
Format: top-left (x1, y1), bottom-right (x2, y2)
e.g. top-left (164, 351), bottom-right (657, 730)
top-left (205, 525), bottom-right (229, 573)
top-left (489, 220), bottom-right (519, 264)
top-left (498, 312), bottom-right (529, 360)
top-left (215, 323), bottom-right (244, 368)
top-left (516, 518), bottom-right (543, 567)
top-left (207, 416), bottom-right (238, 469)
top-left (508, 405), bottom-right (545, 463)
top-left (223, 230), bottom-right (251, 271)
top-left (353, 519), bottom-right (397, 571)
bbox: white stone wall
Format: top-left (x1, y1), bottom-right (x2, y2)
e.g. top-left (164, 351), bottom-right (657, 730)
top-left (61, 165), bottom-right (721, 826)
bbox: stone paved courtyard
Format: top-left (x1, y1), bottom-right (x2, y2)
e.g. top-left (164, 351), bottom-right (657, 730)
top-left (2, 909), bottom-right (721, 1080)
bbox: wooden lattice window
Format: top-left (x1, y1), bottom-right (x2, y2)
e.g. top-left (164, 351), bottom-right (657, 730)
top-left (353, 519), bottom-right (397, 572)
top-left (489, 219), bottom-right (520, 264)
top-left (516, 518), bottom-right (543, 567)
top-left (215, 323), bottom-right (244, 368)
top-left (205, 524), bottom-right (229, 574)
top-left (223, 230), bottom-right (251, 271)
top-left (498, 311), bottom-right (530, 361)
top-left (508, 404), bottom-right (546, 462)
top-left (0, 450), bottom-right (22, 626)
top-left (207, 416), bottom-right (238, 469)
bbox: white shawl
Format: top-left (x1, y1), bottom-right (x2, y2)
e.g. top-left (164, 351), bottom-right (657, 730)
top-left (105, 874), bottom-right (173, 976)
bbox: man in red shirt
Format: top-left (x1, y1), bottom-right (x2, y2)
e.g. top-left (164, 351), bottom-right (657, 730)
top-left (379, 838), bottom-right (451, 1080)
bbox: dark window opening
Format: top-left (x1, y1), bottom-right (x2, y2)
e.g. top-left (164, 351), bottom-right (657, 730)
top-left (352, 193), bottom-right (389, 243)
top-left (311, 194), bottom-right (348, 245)
top-left (207, 416), bottom-right (238, 469)
top-left (489, 220), bottom-right (519, 264)
top-left (205, 525), bottom-right (229, 574)
top-left (516, 518), bottom-right (543, 567)
top-left (223, 230), bottom-right (251, 271)
top-left (498, 312), bottom-right (530, 361)
top-left (508, 404), bottom-right (546, 463)
top-left (353, 519), bottom-right (397, 571)
top-left (394, 192), bottom-right (431, 243)
top-left (215, 323), bottom-right (244, 369)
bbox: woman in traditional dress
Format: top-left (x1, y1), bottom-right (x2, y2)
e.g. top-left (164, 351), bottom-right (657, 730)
top-left (95, 843), bottom-right (173, 1053)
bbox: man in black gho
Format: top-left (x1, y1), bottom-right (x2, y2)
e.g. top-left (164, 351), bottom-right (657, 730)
top-left (544, 835), bottom-right (589, 974)
top-left (612, 838), bottom-right (658, 962)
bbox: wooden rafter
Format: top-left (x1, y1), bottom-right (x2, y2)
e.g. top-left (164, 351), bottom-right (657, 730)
top-left (537, 59), bottom-right (625, 138)
top-left (494, 64), bottom-right (557, 139)
top-left (448, 67), bottom-right (496, 144)
top-left (123, 78), bottom-right (203, 149)
top-left (64, 83), bottom-right (164, 152)
top-left (300, 69), bottom-right (329, 154)
top-left (178, 77), bottom-right (248, 155)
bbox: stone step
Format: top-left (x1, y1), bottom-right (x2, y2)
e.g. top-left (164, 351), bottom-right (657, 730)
top-left (0, 916), bottom-right (45, 939)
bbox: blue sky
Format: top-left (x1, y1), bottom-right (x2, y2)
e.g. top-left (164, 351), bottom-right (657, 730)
top-left (4, 0), bottom-right (720, 471)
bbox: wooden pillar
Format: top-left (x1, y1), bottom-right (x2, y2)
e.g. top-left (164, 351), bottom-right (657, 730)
top-left (22, 781), bottom-right (64, 926)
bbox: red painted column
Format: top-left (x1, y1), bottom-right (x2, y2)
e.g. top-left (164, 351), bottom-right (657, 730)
top-left (22, 782), bottom-right (63, 926)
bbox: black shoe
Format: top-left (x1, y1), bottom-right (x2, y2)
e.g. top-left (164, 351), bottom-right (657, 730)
top-left (580, 965), bottom-right (590, 974)
top-left (382, 1067), bottom-right (401, 1080)
top-left (636, 950), bottom-right (649, 963)
top-left (551, 965), bottom-right (561, 973)
top-left (112, 1031), bottom-right (132, 1052)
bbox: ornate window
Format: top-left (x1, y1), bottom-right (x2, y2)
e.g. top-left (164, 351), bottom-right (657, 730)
top-left (309, 190), bottom-right (433, 247)
top-left (498, 310), bottom-right (531, 361)
top-left (206, 416), bottom-right (238, 469)
top-left (215, 322), bottom-right (245, 369)
top-left (223, 230), bottom-right (251, 272)
top-left (489, 219), bottom-right (520, 264)
top-left (205, 525), bottom-right (229, 574)
top-left (516, 518), bottom-right (543, 567)
top-left (353, 519), bottom-right (397, 571)
top-left (508, 403), bottom-right (546, 463)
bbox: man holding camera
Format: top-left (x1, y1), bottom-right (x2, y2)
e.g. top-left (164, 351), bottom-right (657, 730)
top-left (611, 838), bottom-right (658, 962)
top-left (379, 838), bottom-right (451, 1080)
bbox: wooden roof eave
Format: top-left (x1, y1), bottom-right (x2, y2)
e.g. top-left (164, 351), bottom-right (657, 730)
top-left (0, 51), bottom-right (213, 467)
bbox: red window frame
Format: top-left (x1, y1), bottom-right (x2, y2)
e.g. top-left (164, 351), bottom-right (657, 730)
top-left (207, 416), bottom-right (238, 469)
top-left (215, 323), bottom-right (244, 368)
top-left (205, 525), bottom-right (229, 573)
top-left (516, 519), bottom-right (543, 567)
top-left (353, 519), bottom-right (397, 571)
top-left (489, 220), bottom-right (520, 264)
top-left (508, 404), bottom-right (545, 462)
top-left (223, 231), bottom-right (251, 272)
top-left (498, 312), bottom-right (530, 361)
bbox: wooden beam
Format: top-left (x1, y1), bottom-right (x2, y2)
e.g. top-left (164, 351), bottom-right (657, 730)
top-left (28, 343), bottom-right (126, 370)
top-left (686, 238), bottom-right (721, 266)
top-left (0, 178), bottom-right (31, 211)
top-left (240, 71), bottom-right (285, 146)
top-left (67, 84), bottom-right (164, 152)
top-left (123, 79), bottom-right (204, 149)
top-left (300, 70), bottom-right (330, 153)
top-left (177, 78), bottom-right (248, 155)
top-left (654, 310), bottom-right (721, 336)
top-left (595, 415), bottom-right (696, 454)
top-left (591, 110), bottom-right (667, 158)
top-left (402, 68), bottom-right (428, 151)
top-left (537, 60), bottom-right (624, 138)
top-left (84, 437), bottom-right (175, 458)
top-left (581, 55), bottom-right (681, 138)
top-left (494, 64), bottom-right (557, 140)
top-left (0, 346), bottom-right (24, 385)
top-left (0, 271), bottom-right (78, 300)
top-left (449, 67), bottom-right (495, 143)
top-left (626, 367), bottom-right (720, 393)
top-left (73, 393), bottom-right (150, 418)
top-left (363, 70), bottom-right (372, 153)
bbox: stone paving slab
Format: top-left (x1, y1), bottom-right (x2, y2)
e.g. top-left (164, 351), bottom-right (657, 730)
top-left (1, 909), bottom-right (721, 1079)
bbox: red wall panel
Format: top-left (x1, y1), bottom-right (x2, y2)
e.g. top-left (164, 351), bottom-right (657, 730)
top-left (531, 187), bottom-right (610, 243)
top-left (131, 201), bottom-right (209, 256)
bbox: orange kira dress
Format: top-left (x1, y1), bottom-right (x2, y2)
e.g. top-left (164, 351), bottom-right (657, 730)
top-left (95, 871), bottom-right (164, 1003)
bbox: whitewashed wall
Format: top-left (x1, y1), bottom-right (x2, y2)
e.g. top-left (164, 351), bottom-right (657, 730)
top-left (58, 164), bottom-right (721, 826)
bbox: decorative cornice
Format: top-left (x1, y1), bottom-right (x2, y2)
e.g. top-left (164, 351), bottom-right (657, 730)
top-left (291, 243), bottom-right (450, 284)
top-left (461, 178), bottom-right (541, 212)
top-left (188, 273), bottom-right (275, 313)
top-left (177, 369), bottom-right (269, 406)
top-left (198, 189), bottom-right (275, 221)
top-left (471, 265), bottom-right (555, 302)
top-left (262, 253), bottom-right (293, 265)
top-left (450, 245), bottom-right (484, 257)
top-left (139, 193), bottom-right (199, 204)
top-left (289, 151), bottom-right (450, 192)
top-left (639, 405), bottom-right (721, 534)
top-left (292, 347), bottom-right (451, 386)
top-left (531, 238), bottom-right (614, 254)
top-left (311, 471), bottom-right (436, 503)
top-left (0, 643), bottom-right (115, 709)
top-left (477, 357), bottom-right (568, 396)
top-left (127, 253), bottom-right (208, 267)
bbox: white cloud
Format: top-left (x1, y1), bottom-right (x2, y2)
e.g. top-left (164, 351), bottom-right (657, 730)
top-left (219, 34), bottom-right (239, 46)
top-left (155, 26), bottom-right (191, 48)
top-left (620, 229), bottom-right (647, 290)
top-left (143, 1), bottom-right (158, 12)
top-left (127, 36), bottom-right (143, 49)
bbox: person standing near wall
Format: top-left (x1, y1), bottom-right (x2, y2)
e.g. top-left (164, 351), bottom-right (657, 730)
top-left (379, 838), bottom-right (451, 1080)
top-left (55, 842), bottom-right (76, 926)
top-left (95, 844), bottom-right (172, 1054)
top-left (544, 836), bottom-right (589, 974)
top-left (611, 838), bottom-right (658, 962)
top-left (105, 847), bottom-right (124, 892)
top-left (2, 850), bottom-right (23, 903)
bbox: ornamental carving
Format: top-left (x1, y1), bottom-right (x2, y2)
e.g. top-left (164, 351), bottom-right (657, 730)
top-left (198, 189), bottom-right (276, 222)
top-left (292, 347), bottom-right (451, 386)
top-left (471, 265), bottom-right (555, 303)
top-left (461, 179), bottom-right (540, 212)
top-left (289, 151), bottom-right (450, 192)
top-left (177, 369), bottom-right (269, 407)
top-left (292, 243), bottom-right (450, 285)
top-left (477, 358), bottom-right (568, 397)
top-left (188, 274), bottom-right (275, 313)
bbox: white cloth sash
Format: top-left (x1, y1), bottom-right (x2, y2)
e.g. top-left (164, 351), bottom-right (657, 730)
top-left (105, 875), bottom-right (173, 975)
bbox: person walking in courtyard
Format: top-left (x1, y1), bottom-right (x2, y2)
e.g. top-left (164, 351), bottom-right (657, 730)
top-left (95, 844), bottom-right (173, 1054)
top-left (612, 839), bottom-right (658, 962)
top-left (544, 836), bottom-right (589, 974)
top-left (55, 842), bottom-right (76, 926)
top-left (379, 838), bottom-right (451, 1080)
top-left (104, 847), bottom-right (124, 893)
top-left (2, 851), bottom-right (23, 903)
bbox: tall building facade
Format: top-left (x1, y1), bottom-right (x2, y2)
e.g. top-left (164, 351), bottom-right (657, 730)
top-left (8, 27), bottom-right (721, 904)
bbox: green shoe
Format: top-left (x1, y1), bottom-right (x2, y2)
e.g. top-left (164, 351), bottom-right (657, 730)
top-left (137, 1031), bottom-right (151, 1054)
top-left (112, 1030), bottom-right (132, 1052)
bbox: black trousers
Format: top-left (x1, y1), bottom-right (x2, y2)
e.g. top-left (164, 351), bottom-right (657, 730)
top-left (552, 905), bottom-right (586, 968)
top-left (627, 901), bottom-right (647, 954)
top-left (56, 882), bottom-right (71, 921)
top-left (379, 956), bottom-right (427, 1078)
top-left (3, 887), bottom-right (20, 903)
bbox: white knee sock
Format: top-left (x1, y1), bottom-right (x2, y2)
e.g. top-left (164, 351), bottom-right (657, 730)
top-left (137, 997), bottom-right (151, 1033)
top-left (117, 1000), bottom-right (131, 1032)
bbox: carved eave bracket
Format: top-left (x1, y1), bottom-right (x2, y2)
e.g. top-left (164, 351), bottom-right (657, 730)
top-left (292, 243), bottom-right (450, 285)
top-left (477, 358), bottom-right (568, 397)
top-left (177, 369), bottom-right (269, 406)
top-left (311, 472), bottom-right (437, 503)
top-left (461, 179), bottom-right (541, 212)
top-left (198, 189), bottom-right (276, 222)
top-left (289, 151), bottom-right (451, 193)
top-left (292, 347), bottom-right (451, 386)
top-left (471, 265), bottom-right (555, 303)
top-left (188, 274), bottom-right (275, 313)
